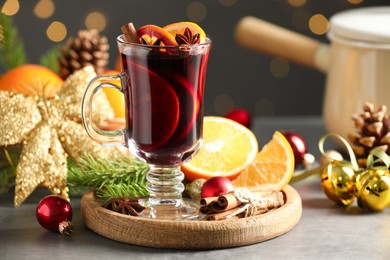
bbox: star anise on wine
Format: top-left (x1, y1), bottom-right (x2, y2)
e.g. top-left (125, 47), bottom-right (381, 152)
top-left (141, 37), bottom-right (162, 46)
top-left (175, 27), bottom-right (200, 45)
top-left (102, 197), bottom-right (145, 216)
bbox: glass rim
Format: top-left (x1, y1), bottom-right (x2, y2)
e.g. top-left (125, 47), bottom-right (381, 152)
top-left (116, 34), bottom-right (212, 49)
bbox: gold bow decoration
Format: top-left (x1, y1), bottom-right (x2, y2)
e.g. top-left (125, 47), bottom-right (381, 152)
top-left (0, 66), bottom-right (122, 206)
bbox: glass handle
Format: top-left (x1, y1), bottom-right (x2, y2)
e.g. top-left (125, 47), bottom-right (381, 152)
top-left (81, 74), bottom-right (126, 147)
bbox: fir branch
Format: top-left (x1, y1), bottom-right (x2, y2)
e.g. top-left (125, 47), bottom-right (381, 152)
top-left (67, 155), bottom-right (149, 201)
top-left (96, 183), bottom-right (148, 203)
top-left (0, 13), bottom-right (27, 74)
top-left (39, 44), bottom-right (63, 74)
top-left (0, 167), bottom-right (15, 195)
top-left (0, 147), bottom-right (20, 195)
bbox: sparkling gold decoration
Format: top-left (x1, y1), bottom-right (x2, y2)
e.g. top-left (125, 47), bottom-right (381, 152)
top-left (187, 178), bottom-right (206, 201)
top-left (321, 160), bottom-right (356, 206)
top-left (58, 67), bottom-right (113, 123)
top-left (0, 66), bottom-right (118, 206)
top-left (355, 169), bottom-right (390, 211)
top-left (318, 134), bottom-right (390, 211)
top-left (0, 91), bottom-right (41, 146)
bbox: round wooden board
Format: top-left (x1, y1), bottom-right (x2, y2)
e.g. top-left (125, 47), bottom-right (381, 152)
top-left (81, 185), bottom-right (302, 249)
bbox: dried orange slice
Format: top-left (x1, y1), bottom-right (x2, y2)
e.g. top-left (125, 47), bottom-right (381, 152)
top-left (182, 116), bottom-right (259, 182)
top-left (233, 131), bottom-right (295, 191)
top-left (163, 22), bottom-right (206, 42)
top-left (136, 25), bottom-right (177, 46)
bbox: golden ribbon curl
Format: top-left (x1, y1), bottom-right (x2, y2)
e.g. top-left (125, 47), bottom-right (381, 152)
top-left (0, 66), bottom-right (122, 206)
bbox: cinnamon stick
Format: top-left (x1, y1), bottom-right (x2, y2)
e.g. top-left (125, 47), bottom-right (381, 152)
top-left (211, 190), bottom-right (274, 213)
top-left (121, 22), bottom-right (140, 43)
top-left (200, 196), bottom-right (218, 206)
top-left (199, 205), bottom-right (213, 215)
top-left (210, 193), bottom-right (241, 212)
top-left (202, 190), bottom-right (286, 221)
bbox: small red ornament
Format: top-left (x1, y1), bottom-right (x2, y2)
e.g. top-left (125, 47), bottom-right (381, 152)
top-left (225, 108), bottom-right (251, 128)
top-left (201, 176), bottom-right (235, 198)
top-left (36, 195), bottom-right (74, 236)
top-left (280, 130), bottom-right (307, 166)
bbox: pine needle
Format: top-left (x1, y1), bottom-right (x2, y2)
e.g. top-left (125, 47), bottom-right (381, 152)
top-left (0, 147), bottom-right (20, 195)
top-left (0, 13), bottom-right (27, 74)
top-left (0, 167), bottom-right (15, 195)
top-left (39, 44), bottom-right (63, 74)
top-left (67, 155), bottom-right (149, 202)
top-left (96, 183), bottom-right (148, 203)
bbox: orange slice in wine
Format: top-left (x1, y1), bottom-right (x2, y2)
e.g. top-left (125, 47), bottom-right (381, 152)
top-left (125, 60), bottom-right (180, 151)
top-left (137, 25), bottom-right (178, 46)
top-left (163, 21), bottom-right (207, 43)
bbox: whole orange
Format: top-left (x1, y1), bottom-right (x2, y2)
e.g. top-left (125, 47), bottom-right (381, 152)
top-left (0, 64), bottom-right (63, 97)
top-left (101, 70), bottom-right (125, 118)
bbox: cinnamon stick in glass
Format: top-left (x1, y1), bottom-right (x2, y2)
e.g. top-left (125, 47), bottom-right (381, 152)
top-left (121, 22), bottom-right (140, 43)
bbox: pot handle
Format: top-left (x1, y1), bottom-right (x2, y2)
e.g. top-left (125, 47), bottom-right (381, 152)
top-left (235, 16), bottom-right (330, 73)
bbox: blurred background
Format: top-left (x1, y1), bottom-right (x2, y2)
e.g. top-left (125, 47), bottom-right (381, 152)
top-left (2, 0), bottom-right (389, 117)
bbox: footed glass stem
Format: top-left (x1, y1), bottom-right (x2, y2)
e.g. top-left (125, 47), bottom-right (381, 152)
top-left (139, 165), bottom-right (198, 219)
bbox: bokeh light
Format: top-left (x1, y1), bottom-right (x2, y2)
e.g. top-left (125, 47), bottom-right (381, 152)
top-left (85, 12), bottom-right (107, 32)
top-left (269, 58), bottom-right (289, 78)
top-left (218, 0), bottom-right (237, 7)
top-left (309, 14), bottom-right (329, 35)
top-left (287, 0), bottom-right (307, 8)
top-left (213, 94), bottom-right (234, 115)
top-left (186, 2), bottom-right (207, 22)
top-left (255, 99), bottom-right (275, 116)
top-left (34, 0), bottom-right (55, 19)
top-left (46, 21), bottom-right (67, 42)
top-left (347, 0), bottom-right (364, 4)
top-left (1, 0), bottom-right (20, 16)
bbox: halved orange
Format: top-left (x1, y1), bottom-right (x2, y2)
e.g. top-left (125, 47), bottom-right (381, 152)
top-left (233, 131), bottom-right (295, 191)
top-left (163, 21), bottom-right (207, 43)
top-left (182, 116), bottom-right (259, 182)
top-left (136, 25), bottom-right (177, 46)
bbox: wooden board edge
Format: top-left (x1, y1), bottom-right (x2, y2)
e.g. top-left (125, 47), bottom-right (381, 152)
top-left (81, 185), bottom-right (302, 249)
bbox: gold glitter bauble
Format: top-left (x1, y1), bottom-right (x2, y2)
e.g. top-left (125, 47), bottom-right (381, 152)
top-left (0, 66), bottom-right (119, 207)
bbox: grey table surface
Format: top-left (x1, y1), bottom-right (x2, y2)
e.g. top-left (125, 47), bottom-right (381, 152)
top-left (1, 116), bottom-right (390, 260)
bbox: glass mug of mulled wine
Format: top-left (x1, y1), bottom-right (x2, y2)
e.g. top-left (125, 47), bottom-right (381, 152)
top-left (81, 34), bottom-right (211, 219)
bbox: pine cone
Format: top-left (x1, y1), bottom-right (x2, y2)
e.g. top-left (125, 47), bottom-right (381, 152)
top-left (58, 29), bottom-right (109, 79)
top-left (348, 102), bottom-right (390, 167)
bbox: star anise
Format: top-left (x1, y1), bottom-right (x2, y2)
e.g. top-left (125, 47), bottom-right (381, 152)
top-left (141, 37), bottom-right (162, 46)
top-left (102, 197), bottom-right (145, 216)
top-left (175, 27), bottom-right (200, 45)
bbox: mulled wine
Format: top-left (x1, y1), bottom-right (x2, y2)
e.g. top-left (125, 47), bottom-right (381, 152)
top-left (82, 21), bottom-right (211, 219)
top-left (121, 45), bottom-right (210, 166)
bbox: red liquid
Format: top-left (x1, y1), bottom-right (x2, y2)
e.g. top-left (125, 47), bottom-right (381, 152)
top-left (121, 47), bottom-right (210, 165)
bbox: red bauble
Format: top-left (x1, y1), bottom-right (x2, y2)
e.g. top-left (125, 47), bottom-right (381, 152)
top-left (225, 108), bottom-right (251, 128)
top-left (280, 130), bottom-right (307, 165)
top-left (201, 176), bottom-right (235, 198)
top-left (36, 195), bottom-right (74, 235)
